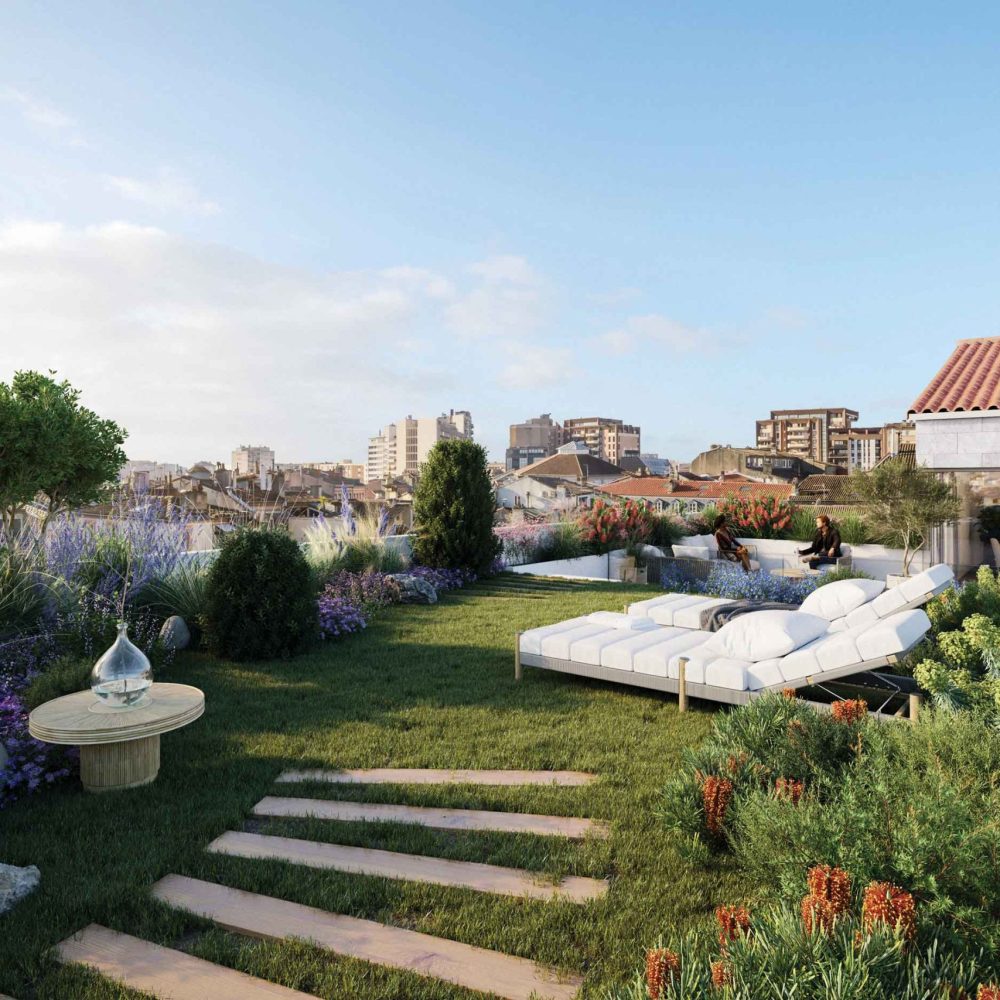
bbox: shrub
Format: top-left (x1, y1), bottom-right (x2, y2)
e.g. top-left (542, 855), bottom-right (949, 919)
top-left (204, 528), bottom-right (317, 660)
top-left (534, 520), bottom-right (586, 562)
top-left (578, 499), bottom-right (624, 554)
top-left (0, 542), bottom-right (48, 640)
top-left (838, 512), bottom-right (874, 545)
top-left (648, 512), bottom-right (689, 549)
top-left (788, 507), bottom-right (820, 542)
top-left (412, 440), bottom-right (500, 574)
top-left (322, 571), bottom-right (400, 613)
top-left (718, 494), bottom-right (794, 539)
top-left (316, 593), bottom-right (368, 639)
top-left (409, 565), bottom-right (476, 592)
top-left (142, 560), bottom-right (211, 641)
top-left (814, 566), bottom-right (874, 588)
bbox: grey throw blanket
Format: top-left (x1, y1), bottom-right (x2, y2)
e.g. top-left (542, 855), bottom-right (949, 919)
top-left (701, 600), bottom-right (802, 631)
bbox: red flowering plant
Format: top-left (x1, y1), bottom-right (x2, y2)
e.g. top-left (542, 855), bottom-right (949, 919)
top-left (578, 499), bottom-right (624, 554)
top-left (718, 494), bottom-right (794, 540)
top-left (645, 947), bottom-right (680, 998)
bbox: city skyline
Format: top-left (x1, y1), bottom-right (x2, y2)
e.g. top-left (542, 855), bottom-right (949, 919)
top-left (2, 5), bottom-right (996, 461)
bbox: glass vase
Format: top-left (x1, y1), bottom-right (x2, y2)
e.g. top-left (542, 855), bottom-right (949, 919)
top-left (90, 623), bottom-right (153, 708)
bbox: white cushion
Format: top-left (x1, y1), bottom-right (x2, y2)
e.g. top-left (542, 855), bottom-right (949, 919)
top-left (871, 586), bottom-right (908, 618)
top-left (587, 611), bottom-right (658, 631)
top-left (540, 624), bottom-right (614, 659)
top-left (856, 609), bottom-right (931, 661)
top-left (601, 628), bottom-right (688, 671)
top-left (627, 593), bottom-right (689, 618)
top-left (519, 616), bottom-right (590, 655)
top-left (704, 658), bottom-right (752, 691)
top-left (667, 648), bottom-right (712, 683)
top-left (778, 637), bottom-right (826, 682)
top-left (672, 598), bottom-right (734, 629)
top-left (570, 630), bottom-right (647, 665)
top-left (694, 534), bottom-right (720, 553)
top-left (826, 618), bottom-right (850, 633)
top-left (633, 632), bottom-right (711, 677)
top-left (814, 626), bottom-right (868, 670)
top-left (672, 544), bottom-right (712, 561)
top-left (897, 564), bottom-right (955, 602)
top-left (704, 610), bottom-right (830, 663)
top-left (649, 595), bottom-right (712, 626)
top-left (843, 602), bottom-right (880, 629)
top-left (746, 659), bottom-right (784, 690)
top-left (799, 578), bottom-right (885, 621)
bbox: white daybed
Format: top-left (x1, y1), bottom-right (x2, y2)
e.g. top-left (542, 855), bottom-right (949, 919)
top-left (626, 564), bottom-right (955, 632)
top-left (516, 606), bottom-right (934, 708)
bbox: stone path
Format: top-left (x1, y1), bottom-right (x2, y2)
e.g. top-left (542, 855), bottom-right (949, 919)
top-left (208, 830), bottom-right (608, 902)
top-left (56, 924), bottom-right (313, 999)
top-left (253, 796), bottom-right (610, 839)
top-left (153, 874), bottom-right (582, 1000)
top-left (56, 768), bottom-right (606, 999)
top-left (277, 767), bottom-right (596, 786)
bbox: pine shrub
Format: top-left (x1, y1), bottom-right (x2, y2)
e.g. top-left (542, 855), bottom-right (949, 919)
top-left (412, 439), bottom-right (500, 575)
top-left (204, 528), bottom-right (317, 660)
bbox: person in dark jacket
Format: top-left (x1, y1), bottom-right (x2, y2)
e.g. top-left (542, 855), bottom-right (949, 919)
top-left (799, 514), bottom-right (842, 570)
top-left (714, 514), bottom-right (752, 573)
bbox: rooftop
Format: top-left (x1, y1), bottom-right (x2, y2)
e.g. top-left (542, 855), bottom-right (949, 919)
top-left (600, 477), bottom-right (795, 501)
top-left (910, 336), bottom-right (1000, 414)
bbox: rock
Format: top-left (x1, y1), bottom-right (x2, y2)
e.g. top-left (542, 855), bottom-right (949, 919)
top-left (389, 574), bottom-right (438, 604)
top-left (0, 863), bottom-right (40, 915)
top-left (159, 615), bottom-right (191, 650)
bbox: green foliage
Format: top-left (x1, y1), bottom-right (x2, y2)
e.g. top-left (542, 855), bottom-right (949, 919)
top-left (838, 512), bottom-right (874, 545)
top-left (978, 504), bottom-right (1000, 541)
top-left (0, 371), bottom-right (127, 534)
top-left (647, 512), bottom-right (689, 549)
top-left (814, 567), bottom-right (875, 588)
top-left (607, 904), bottom-right (996, 1000)
top-left (204, 528), bottom-right (317, 660)
top-left (733, 710), bottom-right (1000, 957)
top-left (22, 655), bottom-right (92, 710)
top-left (411, 440), bottom-right (500, 574)
top-left (0, 543), bottom-right (48, 639)
top-left (534, 521), bottom-right (586, 562)
top-left (788, 507), bottom-right (820, 542)
top-left (850, 459), bottom-right (959, 574)
top-left (142, 560), bottom-right (211, 644)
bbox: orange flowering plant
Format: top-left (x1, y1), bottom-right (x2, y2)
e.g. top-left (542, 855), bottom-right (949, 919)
top-left (718, 493), bottom-right (794, 539)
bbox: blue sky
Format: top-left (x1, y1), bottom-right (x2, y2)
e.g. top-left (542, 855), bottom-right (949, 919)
top-left (0, 3), bottom-right (995, 465)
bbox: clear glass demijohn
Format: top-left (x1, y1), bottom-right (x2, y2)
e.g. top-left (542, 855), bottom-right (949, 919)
top-left (90, 622), bottom-right (153, 707)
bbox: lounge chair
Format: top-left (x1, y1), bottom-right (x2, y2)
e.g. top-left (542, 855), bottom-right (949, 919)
top-left (626, 564), bottom-right (955, 632)
top-left (516, 606), bottom-right (932, 707)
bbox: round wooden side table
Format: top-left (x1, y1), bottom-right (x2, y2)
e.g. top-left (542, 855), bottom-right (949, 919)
top-left (28, 683), bottom-right (204, 793)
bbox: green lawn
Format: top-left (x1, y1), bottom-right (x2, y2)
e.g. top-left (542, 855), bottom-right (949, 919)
top-left (0, 576), bottom-right (745, 999)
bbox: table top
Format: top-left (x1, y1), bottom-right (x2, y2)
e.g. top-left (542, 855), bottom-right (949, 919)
top-left (770, 567), bottom-right (812, 579)
top-left (28, 683), bottom-right (205, 746)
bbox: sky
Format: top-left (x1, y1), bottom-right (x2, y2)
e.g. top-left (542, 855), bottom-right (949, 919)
top-left (1, 3), bottom-right (998, 466)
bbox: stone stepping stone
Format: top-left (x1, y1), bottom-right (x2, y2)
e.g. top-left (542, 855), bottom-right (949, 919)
top-left (277, 768), bottom-right (596, 787)
top-left (56, 923), bottom-right (314, 999)
top-left (253, 796), bottom-right (610, 840)
top-left (207, 830), bottom-right (608, 903)
top-left (152, 874), bottom-right (582, 1000)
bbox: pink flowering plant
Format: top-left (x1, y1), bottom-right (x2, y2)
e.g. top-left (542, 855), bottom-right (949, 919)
top-left (719, 494), bottom-right (795, 540)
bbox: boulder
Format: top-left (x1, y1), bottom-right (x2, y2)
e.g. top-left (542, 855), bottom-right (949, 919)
top-left (0, 863), bottom-right (40, 915)
top-left (389, 574), bottom-right (438, 604)
top-left (159, 615), bottom-right (191, 650)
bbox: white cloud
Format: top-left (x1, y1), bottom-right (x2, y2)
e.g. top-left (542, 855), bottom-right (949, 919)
top-left (446, 255), bottom-right (545, 338)
top-left (0, 220), bottom-right (469, 459)
top-left (105, 167), bottom-right (220, 215)
top-left (1, 87), bottom-right (77, 131)
top-left (498, 344), bottom-right (579, 389)
top-left (596, 314), bottom-right (711, 355)
top-left (588, 286), bottom-right (642, 306)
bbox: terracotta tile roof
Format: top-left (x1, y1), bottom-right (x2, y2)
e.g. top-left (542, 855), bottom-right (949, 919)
top-left (910, 337), bottom-right (1000, 414)
top-left (794, 475), bottom-right (861, 504)
top-left (599, 478), bottom-right (794, 501)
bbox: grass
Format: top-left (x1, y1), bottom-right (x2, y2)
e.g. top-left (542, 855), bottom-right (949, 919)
top-left (0, 575), bottom-right (745, 999)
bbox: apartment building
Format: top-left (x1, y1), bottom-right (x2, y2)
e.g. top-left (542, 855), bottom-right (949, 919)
top-left (755, 408), bottom-right (858, 466)
top-left (505, 413), bottom-right (567, 471)
top-left (562, 416), bottom-right (641, 464)
top-left (231, 444), bottom-right (276, 475)
top-left (366, 410), bottom-right (473, 481)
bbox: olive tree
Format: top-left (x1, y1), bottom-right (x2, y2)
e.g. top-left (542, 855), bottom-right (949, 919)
top-left (850, 458), bottom-right (959, 575)
top-left (0, 371), bottom-right (127, 535)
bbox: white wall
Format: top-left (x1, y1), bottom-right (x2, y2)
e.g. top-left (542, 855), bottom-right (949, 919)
top-left (914, 411), bottom-right (1000, 469)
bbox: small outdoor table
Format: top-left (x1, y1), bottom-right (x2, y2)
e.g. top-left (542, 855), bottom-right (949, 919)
top-left (770, 566), bottom-right (813, 579)
top-left (28, 683), bottom-right (204, 793)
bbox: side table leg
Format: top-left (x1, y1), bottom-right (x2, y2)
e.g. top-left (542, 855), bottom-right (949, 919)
top-left (79, 735), bottom-right (161, 792)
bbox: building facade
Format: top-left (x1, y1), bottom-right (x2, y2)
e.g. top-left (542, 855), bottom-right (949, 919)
top-left (562, 416), bottom-right (640, 464)
top-left (691, 445), bottom-right (829, 481)
top-left (366, 410), bottom-right (473, 481)
top-left (756, 408), bottom-right (858, 466)
top-left (506, 413), bottom-right (566, 471)
top-left (231, 444), bottom-right (276, 475)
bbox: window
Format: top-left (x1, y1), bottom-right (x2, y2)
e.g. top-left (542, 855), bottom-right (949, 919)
top-left (774, 458), bottom-right (792, 469)
top-left (746, 456), bottom-right (764, 469)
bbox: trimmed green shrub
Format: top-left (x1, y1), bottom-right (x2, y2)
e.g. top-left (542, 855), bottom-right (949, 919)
top-left (814, 567), bottom-right (874, 588)
top-left (412, 439), bottom-right (500, 574)
top-left (204, 528), bottom-right (317, 660)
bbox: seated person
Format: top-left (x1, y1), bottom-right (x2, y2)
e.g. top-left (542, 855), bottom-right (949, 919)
top-left (713, 514), bottom-right (752, 573)
top-left (799, 514), bottom-right (842, 570)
